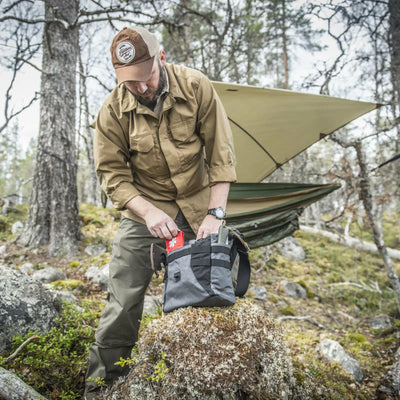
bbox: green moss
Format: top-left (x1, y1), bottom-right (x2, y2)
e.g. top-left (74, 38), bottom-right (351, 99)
top-left (81, 253), bottom-right (111, 271)
top-left (280, 305), bottom-right (296, 316)
top-left (69, 261), bottom-right (80, 268)
top-left (51, 280), bottom-right (84, 290)
top-left (268, 295), bottom-right (279, 303)
top-left (347, 333), bottom-right (368, 343)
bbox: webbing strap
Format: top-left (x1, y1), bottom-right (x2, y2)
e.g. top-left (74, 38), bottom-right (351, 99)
top-left (225, 225), bottom-right (251, 296)
top-left (234, 243), bottom-right (251, 297)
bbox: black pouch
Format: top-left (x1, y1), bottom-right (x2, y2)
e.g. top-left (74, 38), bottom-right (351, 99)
top-left (162, 225), bottom-right (250, 313)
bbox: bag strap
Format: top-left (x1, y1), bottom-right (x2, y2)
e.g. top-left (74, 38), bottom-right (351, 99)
top-left (226, 226), bottom-right (251, 297)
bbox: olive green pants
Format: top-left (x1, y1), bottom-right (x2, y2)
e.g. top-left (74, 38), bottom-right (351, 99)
top-left (84, 212), bottom-right (195, 396)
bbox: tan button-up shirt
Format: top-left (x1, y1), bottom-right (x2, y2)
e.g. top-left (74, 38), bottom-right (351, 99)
top-left (94, 63), bottom-right (236, 233)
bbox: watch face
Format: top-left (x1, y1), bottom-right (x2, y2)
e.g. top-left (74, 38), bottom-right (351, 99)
top-left (215, 207), bottom-right (225, 219)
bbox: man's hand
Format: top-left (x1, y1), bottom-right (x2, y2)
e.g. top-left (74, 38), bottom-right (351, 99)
top-left (125, 196), bottom-right (178, 239)
top-left (196, 214), bottom-right (223, 239)
top-left (144, 208), bottom-right (179, 239)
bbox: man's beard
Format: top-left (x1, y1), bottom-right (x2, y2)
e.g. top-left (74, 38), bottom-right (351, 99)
top-left (136, 63), bottom-right (168, 110)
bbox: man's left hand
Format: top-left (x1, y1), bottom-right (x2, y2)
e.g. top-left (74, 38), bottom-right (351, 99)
top-left (196, 214), bottom-right (223, 239)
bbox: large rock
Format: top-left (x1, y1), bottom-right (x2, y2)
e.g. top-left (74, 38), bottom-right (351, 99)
top-left (32, 267), bottom-right (67, 283)
top-left (248, 285), bottom-right (269, 300)
top-left (85, 264), bottom-right (109, 290)
top-left (108, 299), bottom-right (294, 399)
top-left (370, 314), bottom-right (391, 330)
top-left (0, 366), bottom-right (47, 400)
top-left (318, 339), bottom-right (363, 383)
top-left (275, 236), bottom-right (306, 262)
top-left (143, 295), bottom-right (159, 315)
top-left (85, 244), bottom-right (107, 257)
top-left (281, 280), bottom-right (307, 299)
top-left (0, 265), bottom-right (58, 353)
top-left (19, 262), bottom-right (35, 274)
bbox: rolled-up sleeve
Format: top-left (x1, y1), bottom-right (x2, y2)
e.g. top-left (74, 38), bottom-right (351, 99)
top-left (94, 103), bottom-right (140, 210)
top-left (195, 76), bottom-right (237, 185)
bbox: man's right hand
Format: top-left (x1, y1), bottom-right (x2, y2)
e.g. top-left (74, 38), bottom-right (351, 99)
top-left (143, 208), bottom-right (179, 239)
top-left (125, 196), bottom-right (179, 239)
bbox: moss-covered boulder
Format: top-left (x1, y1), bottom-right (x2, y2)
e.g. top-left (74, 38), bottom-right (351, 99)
top-left (109, 299), bottom-right (294, 399)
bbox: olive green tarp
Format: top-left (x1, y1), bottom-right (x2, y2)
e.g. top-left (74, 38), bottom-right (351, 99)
top-left (225, 182), bottom-right (340, 248)
top-left (213, 82), bottom-right (378, 182)
top-left (212, 82), bottom-right (378, 247)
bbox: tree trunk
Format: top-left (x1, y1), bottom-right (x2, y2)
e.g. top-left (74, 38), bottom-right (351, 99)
top-left (389, 0), bottom-right (400, 111)
top-left (79, 50), bottom-right (99, 205)
top-left (354, 140), bottom-right (400, 313)
top-left (281, 0), bottom-right (289, 89)
top-left (388, 0), bottom-right (400, 241)
top-left (18, 0), bottom-right (81, 257)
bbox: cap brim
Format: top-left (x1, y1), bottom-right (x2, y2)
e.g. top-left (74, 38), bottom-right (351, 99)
top-left (115, 57), bottom-right (156, 84)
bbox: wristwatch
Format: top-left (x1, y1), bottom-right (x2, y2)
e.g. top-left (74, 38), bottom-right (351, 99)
top-left (207, 207), bottom-right (226, 220)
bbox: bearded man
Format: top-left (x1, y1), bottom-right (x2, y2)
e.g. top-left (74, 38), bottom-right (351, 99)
top-left (84, 26), bottom-right (236, 399)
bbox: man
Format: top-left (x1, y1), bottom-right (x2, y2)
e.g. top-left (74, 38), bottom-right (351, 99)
top-left (84, 26), bottom-right (236, 398)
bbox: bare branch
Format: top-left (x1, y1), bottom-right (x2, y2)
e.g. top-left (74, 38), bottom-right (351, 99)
top-left (2, 0), bottom-right (34, 14)
top-left (15, 57), bottom-right (42, 73)
top-left (0, 92), bottom-right (40, 136)
top-left (77, 70), bottom-right (113, 93)
top-left (2, 334), bottom-right (39, 364)
top-left (276, 315), bottom-right (333, 331)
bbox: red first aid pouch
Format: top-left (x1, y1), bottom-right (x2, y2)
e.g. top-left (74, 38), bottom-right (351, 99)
top-left (166, 231), bottom-right (184, 253)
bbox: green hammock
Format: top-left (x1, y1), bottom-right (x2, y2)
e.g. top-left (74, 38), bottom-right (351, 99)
top-left (226, 182), bottom-right (340, 248)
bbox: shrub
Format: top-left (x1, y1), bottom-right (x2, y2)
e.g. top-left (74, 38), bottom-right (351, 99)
top-left (0, 302), bottom-right (100, 399)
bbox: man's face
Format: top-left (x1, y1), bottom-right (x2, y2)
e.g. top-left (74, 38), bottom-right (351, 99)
top-left (124, 50), bottom-right (166, 107)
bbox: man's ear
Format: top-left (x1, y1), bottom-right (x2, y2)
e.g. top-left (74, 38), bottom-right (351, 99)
top-left (159, 49), bottom-right (166, 67)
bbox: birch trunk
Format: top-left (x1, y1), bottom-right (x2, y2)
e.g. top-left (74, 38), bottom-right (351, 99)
top-left (388, 0), bottom-right (400, 242)
top-left (18, 0), bottom-right (81, 256)
top-left (354, 140), bottom-right (400, 312)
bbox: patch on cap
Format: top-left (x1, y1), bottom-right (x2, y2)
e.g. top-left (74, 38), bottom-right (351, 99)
top-left (116, 42), bottom-right (135, 63)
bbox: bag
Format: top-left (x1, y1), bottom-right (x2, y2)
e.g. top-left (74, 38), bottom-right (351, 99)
top-left (156, 225), bottom-right (250, 313)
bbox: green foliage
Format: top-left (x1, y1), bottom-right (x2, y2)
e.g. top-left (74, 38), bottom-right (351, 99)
top-left (115, 355), bottom-right (138, 368)
top-left (87, 376), bottom-right (106, 387)
top-left (0, 302), bottom-right (101, 399)
top-left (144, 352), bottom-right (169, 382)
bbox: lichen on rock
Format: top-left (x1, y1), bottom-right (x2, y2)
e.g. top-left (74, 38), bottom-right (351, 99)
top-left (108, 299), bottom-right (294, 400)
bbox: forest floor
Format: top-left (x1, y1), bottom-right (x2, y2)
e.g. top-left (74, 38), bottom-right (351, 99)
top-left (0, 203), bottom-right (400, 399)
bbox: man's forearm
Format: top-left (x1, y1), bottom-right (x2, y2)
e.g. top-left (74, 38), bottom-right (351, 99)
top-left (125, 195), bottom-right (158, 219)
top-left (207, 182), bottom-right (230, 210)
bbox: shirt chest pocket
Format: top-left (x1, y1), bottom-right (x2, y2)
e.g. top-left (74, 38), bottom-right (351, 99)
top-left (130, 134), bottom-right (154, 153)
top-left (168, 116), bottom-right (198, 143)
top-left (168, 116), bottom-right (203, 166)
top-left (129, 133), bottom-right (163, 177)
